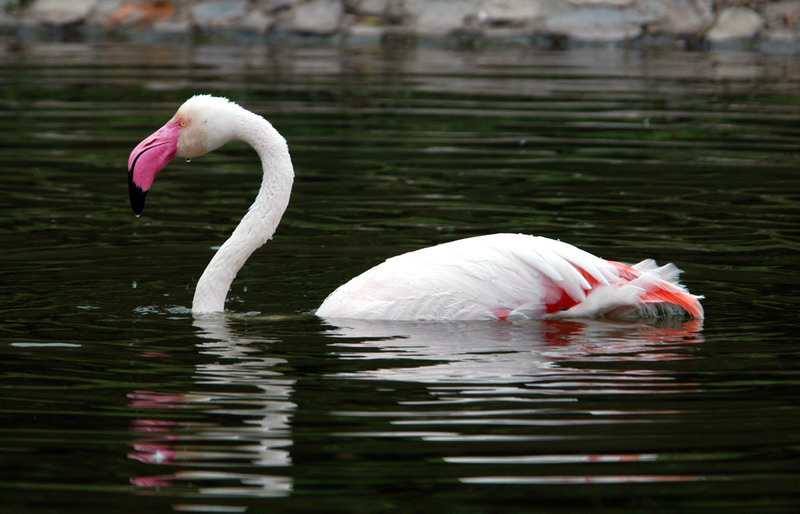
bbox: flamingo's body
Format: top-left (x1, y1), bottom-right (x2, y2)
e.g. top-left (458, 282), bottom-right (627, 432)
top-left (128, 95), bottom-right (703, 320)
top-left (317, 233), bottom-right (702, 320)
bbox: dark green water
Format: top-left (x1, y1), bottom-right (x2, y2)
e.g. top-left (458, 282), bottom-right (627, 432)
top-left (1, 43), bottom-right (799, 512)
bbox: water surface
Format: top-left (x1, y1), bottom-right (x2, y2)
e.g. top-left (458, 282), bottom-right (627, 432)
top-left (1, 43), bottom-right (799, 512)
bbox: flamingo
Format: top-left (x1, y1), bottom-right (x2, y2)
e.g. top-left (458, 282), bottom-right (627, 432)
top-left (128, 95), bottom-right (703, 320)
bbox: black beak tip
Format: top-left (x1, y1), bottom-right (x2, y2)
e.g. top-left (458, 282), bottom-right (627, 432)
top-left (128, 170), bottom-right (147, 216)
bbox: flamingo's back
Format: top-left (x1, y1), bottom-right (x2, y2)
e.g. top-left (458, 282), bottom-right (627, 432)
top-left (315, 234), bottom-right (703, 321)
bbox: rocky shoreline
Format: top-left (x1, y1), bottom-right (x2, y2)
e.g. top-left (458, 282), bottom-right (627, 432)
top-left (2, 0), bottom-right (800, 51)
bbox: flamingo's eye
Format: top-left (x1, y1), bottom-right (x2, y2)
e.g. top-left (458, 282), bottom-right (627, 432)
top-left (179, 120), bottom-right (187, 127)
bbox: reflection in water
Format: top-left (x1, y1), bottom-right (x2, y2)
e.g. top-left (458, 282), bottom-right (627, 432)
top-left (128, 315), bottom-right (295, 501)
top-left (325, 318), bottom-right (703, 383)
top-left (324, 318), bottom-right (704, 485)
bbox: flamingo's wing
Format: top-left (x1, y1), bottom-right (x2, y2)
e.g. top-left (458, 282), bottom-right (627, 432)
top-left (316, 233), bottom-right (621, 320)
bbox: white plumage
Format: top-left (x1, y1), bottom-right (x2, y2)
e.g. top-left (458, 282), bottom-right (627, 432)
top-left (316, 233), bottom-right (702, 320)
top-left (128, 96), bottom-right (704, 320)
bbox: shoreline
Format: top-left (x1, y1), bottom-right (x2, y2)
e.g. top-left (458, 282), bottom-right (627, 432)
top-left (2, 1), bottom-right (799, 52)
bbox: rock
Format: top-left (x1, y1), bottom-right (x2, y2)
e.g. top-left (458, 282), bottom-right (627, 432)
top-left (5, 0), bottom-right (800, 49)
top-left (475, 0), bottom-right (542, 27)
top-left (286, 0), bottom-right (343, 34)
top-left (641, 0), bottom-right (713, 36)
top-left (355, 0), bottom-right (391, 17)
top-left (26, 0), bottom-right (96, 25)
top-left (268, 0), bottom-right (304, 13)
top-left (98, 1), bottom-right (178, 29)
top-left (568, 0), bottom-right (632, 5)
top-left (707, 7), bottom-right (763, 42)
top-left (545, 7), bottom-right (644, 42)
top-left (191, 0), bottom-right (248, 28)
top-left (239, 8), bottom-right (273, 33)
top-left (399, 0), bottom-right (482, 34)
top-left (89, 0), bottom-right (123, 25)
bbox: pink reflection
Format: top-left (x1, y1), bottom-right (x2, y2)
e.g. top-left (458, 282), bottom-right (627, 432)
top-left (138, 351), bottom-right (171, 358)
top-left (128, 390), bottom-right (184, 409)
top-left (127, 315), bottom-right (295, 498)
top-left (130, 475), bottom-right (174, 488)
top-left (128, 417), bottom-right (179, 468)
top-left (541, 319), bottom-right (704, 361)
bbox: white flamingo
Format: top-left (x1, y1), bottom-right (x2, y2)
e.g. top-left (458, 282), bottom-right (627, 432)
top-left (128, 95), bottom-right (703, 320)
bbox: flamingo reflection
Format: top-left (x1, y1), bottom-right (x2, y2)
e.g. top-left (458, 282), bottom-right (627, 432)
top-left (322, 318), bottom-right (704, 486)
top-left (324, 318), bottom-right (703, 384)
top-left (128, 314), bottom-right (295, 499)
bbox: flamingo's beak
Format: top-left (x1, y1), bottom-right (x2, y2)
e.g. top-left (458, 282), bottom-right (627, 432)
top-left (128, 121), bottom-right (182, 216)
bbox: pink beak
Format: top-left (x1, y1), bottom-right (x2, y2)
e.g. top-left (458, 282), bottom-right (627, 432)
top-left (128, 122), bottom-right (181, 216)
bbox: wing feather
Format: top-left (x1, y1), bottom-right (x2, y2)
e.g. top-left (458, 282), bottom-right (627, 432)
top-left (317, 233), bottom-right (622, 320)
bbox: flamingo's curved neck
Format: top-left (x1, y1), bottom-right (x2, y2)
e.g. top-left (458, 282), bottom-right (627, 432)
top-left (192, 110), bottom-right (294, 313)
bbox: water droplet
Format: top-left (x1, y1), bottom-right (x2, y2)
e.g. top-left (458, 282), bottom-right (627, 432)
top-left (132, 280), bottom-right (138, 289)
top-left (185, 158), bottom-right (191, 163)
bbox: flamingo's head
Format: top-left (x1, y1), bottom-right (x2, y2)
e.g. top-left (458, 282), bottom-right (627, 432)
top-left (128, 95), bottom-right (240, 216)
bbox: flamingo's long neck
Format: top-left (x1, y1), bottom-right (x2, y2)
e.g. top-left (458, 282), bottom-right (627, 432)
top-left (192, 110), bottom-right (294, 313)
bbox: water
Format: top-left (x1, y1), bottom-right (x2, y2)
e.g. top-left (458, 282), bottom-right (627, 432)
top-left (1, 42), bottom-right (799, 512)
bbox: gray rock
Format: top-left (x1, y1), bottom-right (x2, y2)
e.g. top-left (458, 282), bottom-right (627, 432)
top-left (568, 0), bottom-right (633, 5)
top-left (475, 0), bottom-right (543, 27)
top-left (268, 0), bottom-right (304, 12)
top-left (26, 0), bottom-right (96, 25)
top-left (191, 0), bottom-right (248, 28)
top-left (707, 7), bottom-right (763, 42)
top-left (5, 0), bottom-right (800, 49)
top-left (287, 0), bottom-right (343, 34)
top-left (640, 0), bottom-right (713, 36)
top-left (400, 0), bottom-right (482, 34)
top-left (88, 0), bottom-right (125, 26)
top-left (239, 8), bottom-right (273, 33)
top-left (545, 7), bottom-right (644, 42)
top-left (354, 0), bottom-right (391, 17)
